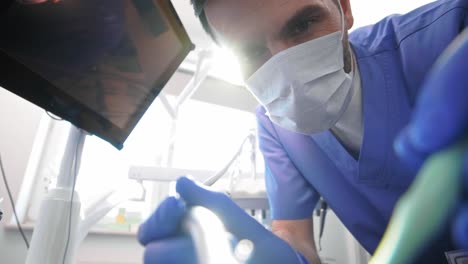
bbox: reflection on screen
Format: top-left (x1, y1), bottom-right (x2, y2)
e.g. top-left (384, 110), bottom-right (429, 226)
top-left (0, 0), bottom-right (191, 137)
top-left (446, 251), bottom-right (468, 264)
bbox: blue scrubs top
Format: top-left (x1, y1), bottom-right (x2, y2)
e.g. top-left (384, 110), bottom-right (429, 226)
top-left (257, 0), bottom-right (468, 262)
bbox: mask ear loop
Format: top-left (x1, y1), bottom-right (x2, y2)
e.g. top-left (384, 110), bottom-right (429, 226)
top-left (338, 1), bottom-right (346, 41)
top-left (337, 1), bottom-right (356, 74)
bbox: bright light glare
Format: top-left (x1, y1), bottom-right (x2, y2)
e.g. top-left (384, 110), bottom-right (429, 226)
top-left (173, 98), bottom-right (258, 172)
top-left (201, 0), bottom-right (436, 86)
top-left (209, 48), bottom-right (244, 86)
top-left (185, 207), bottom-right (238, 264)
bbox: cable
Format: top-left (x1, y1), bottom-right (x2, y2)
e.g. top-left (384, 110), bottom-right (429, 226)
top-left (62, 131), bottom-right (84, 264)
top-left (62, 139), bottom-right (78, 263)
top-left (203, 133), bottom-right (253, 186)
top-left (0, 153), bottom-right (30, 249)
top-left (45, 111), bottom-right (63, 121)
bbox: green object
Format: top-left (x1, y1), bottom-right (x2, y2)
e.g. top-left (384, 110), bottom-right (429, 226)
top-left (370, 141), bottom-right (467, 264)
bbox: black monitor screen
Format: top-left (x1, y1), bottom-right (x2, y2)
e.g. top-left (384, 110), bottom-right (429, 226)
top-left (0, 0), bottom-right (194, 149)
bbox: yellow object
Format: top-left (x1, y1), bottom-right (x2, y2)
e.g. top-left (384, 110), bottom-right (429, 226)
top-left (116, 208), bottom-right (126, 224)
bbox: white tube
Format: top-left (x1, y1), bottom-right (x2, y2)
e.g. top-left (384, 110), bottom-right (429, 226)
top-left (56, 127), bottom-right (86, 188)
top-left (25, 188), bottom-right (81, 264)
top-left (26, 126), bottom-right (86, 264)
top-left (158, 93), bottom-right (177, 120)
top-left (175, 50), bottom-right (213, 108)
top-left (204, 133), bottom-right (252, 186)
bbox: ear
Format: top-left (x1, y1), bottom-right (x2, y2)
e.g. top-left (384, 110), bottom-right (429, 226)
top-left (340, 0), bottom-right (354, 30)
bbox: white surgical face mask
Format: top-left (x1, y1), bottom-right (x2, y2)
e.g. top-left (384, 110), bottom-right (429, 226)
top-left (245, 4), bottom-right (354, 135)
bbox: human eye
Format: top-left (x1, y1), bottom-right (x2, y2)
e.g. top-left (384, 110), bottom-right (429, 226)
top-left (279, 6), bottom-right (325, 40)
top-left (284, 17), bottom-right (317, 38)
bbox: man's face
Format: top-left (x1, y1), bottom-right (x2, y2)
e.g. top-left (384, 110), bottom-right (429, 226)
top-left (204, 0), bottom-right (354, 78)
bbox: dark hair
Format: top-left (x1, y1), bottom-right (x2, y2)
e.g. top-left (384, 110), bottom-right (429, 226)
top-left (190, 0), bottom-right (217, 42)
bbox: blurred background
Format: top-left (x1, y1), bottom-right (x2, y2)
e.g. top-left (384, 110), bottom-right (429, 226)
top-left (0, 1), bottom-right (437, 263)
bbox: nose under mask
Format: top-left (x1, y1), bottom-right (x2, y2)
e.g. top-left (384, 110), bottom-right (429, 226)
top-left (245, 3), bottom-right (354, 135)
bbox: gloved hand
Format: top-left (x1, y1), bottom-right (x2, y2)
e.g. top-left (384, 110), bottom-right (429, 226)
top-left (394, 30), bottom-right (468, 248)
top-left (138, 176), bottom-right (308, 264)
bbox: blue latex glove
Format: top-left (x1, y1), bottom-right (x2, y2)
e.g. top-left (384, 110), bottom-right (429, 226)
top-left (138, 177), bottom-right (309, 264)
top-left (395, 29), bottom-right (468, 248)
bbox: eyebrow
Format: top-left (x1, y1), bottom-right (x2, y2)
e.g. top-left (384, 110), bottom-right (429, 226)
top-left (278, 4), bottom-right (325, 39)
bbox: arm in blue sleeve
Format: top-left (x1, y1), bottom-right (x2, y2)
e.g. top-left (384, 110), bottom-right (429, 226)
top-left (256, 106), bottom-right (319, 220)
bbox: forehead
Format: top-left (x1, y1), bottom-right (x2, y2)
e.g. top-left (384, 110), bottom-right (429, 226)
top-left (204, 0), bottom-right (331, 45)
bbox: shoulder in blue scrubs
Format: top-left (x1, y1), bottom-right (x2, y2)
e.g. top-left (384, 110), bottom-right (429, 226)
top-left (257, 0), bottom-right (468, 262)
